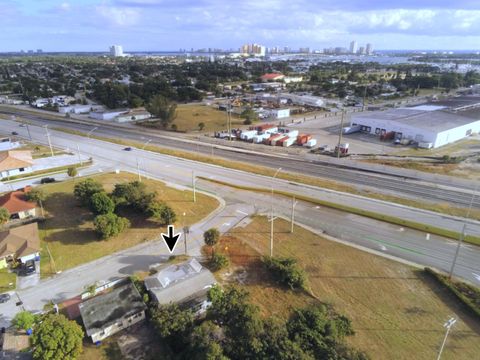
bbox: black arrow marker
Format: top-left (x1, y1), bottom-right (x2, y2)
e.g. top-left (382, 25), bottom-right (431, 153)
top-left (161, 225), bottom-right (181, 253)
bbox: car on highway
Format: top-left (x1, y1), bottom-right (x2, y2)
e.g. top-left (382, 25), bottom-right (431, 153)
top-left (0, 293), bottom-right (10, 303)
top-left (123, 147), bottom-right (133, 151)
top-left (11, 131), bottom-right (18, 135)
top-left (22, 260), bottom-right (36, 276)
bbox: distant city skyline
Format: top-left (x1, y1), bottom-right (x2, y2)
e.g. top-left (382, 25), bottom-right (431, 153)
top-left (1, 1), bottom-right (480, 52)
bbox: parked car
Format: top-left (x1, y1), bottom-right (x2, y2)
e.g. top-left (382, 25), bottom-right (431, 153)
top-left (22, 260), bottom-right (36, 276)
top-left (40, 177), bottom-right (56, 184)
top-left (11, 131), bottom-right (18, 135)
top-left (123, 147), bottom-right (133, 151)
top-left (0, 294), bottom-right (10, 303)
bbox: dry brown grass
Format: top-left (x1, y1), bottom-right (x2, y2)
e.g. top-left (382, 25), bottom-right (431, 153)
top-left (219, 216), bottom-right (480, 359)
top-left (39, 172), bottom-right (219, 276)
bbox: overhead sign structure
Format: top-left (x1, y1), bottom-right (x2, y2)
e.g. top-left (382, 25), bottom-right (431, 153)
top-left (161, 225), bottom-right (181, 253)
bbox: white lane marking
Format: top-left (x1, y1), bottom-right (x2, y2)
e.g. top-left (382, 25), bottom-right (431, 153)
top-left (425, 233), bottom-right (430, 240)
top-left (472, 273), bottom-right (480, 282)
top-left (380, 245), bottom-right (387, 251)
top-left (236, 210), bottom-right (249, 216)
top-left (222, 222), bottom-right (231, 226)
top-left (398, 227), bottom-right (404, 232)
top-left (315, 206), bottom-right (320, 209)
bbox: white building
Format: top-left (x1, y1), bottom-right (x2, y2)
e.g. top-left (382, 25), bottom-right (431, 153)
top-left (58, 104), bottom-right (92, 114)
top-left (279, 93), bottom-right (325, 108)
top-left (0, 150), bottom-right (33, 179)
top-left (269, 108), bottom-right (290, 119)
top-left (366, 43), bottom-right (373, 55)
top-left (114, 109), bottom-right (152, 123)
top-left (350, 102), bottom-right (480, 148)
top-left (349, 41), bottom-right (358, 54)
top-left (110, 45), bottom-right (124, 57)
top-left (89, 109), bottom-right (128, 121)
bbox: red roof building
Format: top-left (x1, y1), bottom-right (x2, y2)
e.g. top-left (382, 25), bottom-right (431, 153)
top-left (260, 73), bottom-right (285, 82)
top-left (0, 187), bottom-right (37, 219)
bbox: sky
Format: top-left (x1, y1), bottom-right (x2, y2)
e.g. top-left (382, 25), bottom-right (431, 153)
top-left (1, 0), bottom-right (480, 52)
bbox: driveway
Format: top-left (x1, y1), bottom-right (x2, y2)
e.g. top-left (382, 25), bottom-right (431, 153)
top-left (16, 261), bottom-right (40, 290)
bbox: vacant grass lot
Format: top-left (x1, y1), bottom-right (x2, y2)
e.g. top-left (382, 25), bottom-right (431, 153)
top-left (219, 216), bottom-right (480, 360)
top-left (39, 172), bottom-right (219, 277)
top-left (170, 103), bottom-right (244, 132)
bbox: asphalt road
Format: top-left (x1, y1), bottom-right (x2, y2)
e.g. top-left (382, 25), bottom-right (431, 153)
top-left (2, 109), bottom-right (479, 209)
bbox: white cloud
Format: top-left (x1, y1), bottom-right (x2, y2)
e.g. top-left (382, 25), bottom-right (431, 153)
top-left (96, 5), bottom-right (141, 26)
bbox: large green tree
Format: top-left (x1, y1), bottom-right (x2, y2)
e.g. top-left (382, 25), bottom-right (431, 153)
top-left (150, 303), bottom-right (194, 351)
top-left (93, 213), bottom-right (130, 239)
top-left (73, 178), bottom-right (104, 206)
top-left (112, 181), bottom-right (155, 213)
top-left (12, 311), bottom-right (36, 331)
top-left (146, 94), bottom-right (177, 128)
top-left (0, 207), bottom-right (10, 225)
top-left (90, 191), bottom-right (115, 215)
top-left (31, 314), bottom-right (83, 360)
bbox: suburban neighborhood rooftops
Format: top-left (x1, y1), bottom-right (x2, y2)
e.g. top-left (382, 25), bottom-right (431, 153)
top-left (260, 73), bottom-right (285, 81)
top-left (145, 258), bottom-right (216, 305)
top-left (79, 281), bottom-right (146, 337)
top-left (0, 151), bottom-right (33, 172)
top-left (0, 187), bottom-right (36, 214)
top-left (0, 222), bottom-right (40, 259)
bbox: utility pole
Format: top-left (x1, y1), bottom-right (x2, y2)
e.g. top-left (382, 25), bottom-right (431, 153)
top-left (183, 226), bottom-right (189, 255)
top-left (44, 125), bottom-right (54, 156)
top-left (270, 168), bottom-right (282, 257)
top-left (76, 144), bottom-right (83, 166)
top-left (362, 86), bottom-right (367, 111)
top-left (192, 170), bottom-right (196, 203)
top-left (141, 139), bottom-right (151, 150)
top-left (291, 196), bottom-right (298, 233)
top-left (24, 120), bottom-right (32, 141)
top-left (436, 317), bottom-right (457, 360)
top-left (449, 185), bottom-right (477, 279)
top-left (136, 158), bottom-right (141, 181)
top-left (337, 110), bottom-right (345, 159)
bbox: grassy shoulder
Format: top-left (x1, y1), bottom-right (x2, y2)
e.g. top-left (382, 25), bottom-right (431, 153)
top-left (216, 216), bottom-right (480, 359)
top-left (38, 172), bottom-right (219, 277)
top-left (50, 125), bottom-right (480, 223)
top-left (0, 267), bottom-right (16, 293)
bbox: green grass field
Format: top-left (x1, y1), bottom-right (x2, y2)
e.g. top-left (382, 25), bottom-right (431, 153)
top-left (218, 216), bottom-right (480, 359)
top-left (0, 268), bottom-right (16, 293)
top-left (38, 172), bottom-right (219, 277)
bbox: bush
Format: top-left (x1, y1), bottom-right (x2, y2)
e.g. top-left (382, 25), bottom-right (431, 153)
top-left (0, 207), bottom-right (10, 225)
top-left (146, 201), bottom-right (176, 224)
top-left (94, 213), bottom-right (130, 239)
top-left (210, 252), bottom-right (229, 271)
top-left (112, 181), bottom-right (156, 214)
top-left (262, 256), bottom-right (306, 290)
top-left (90, 191), bottom-right (115, 215)
top-left (25, 188), bottom-right (46, 203)
top-left (243, 118), bottom-right (252, 125)
top-left (12, 311), bottom-right (35, 331)
top-left (40, 177), bottom-right (55, 184)
top-left (73, 178), bottom-right (104, 206)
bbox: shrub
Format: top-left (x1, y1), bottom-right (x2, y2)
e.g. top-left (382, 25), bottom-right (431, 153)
top-left (25, 188), bottom-right (46, 203)
top-left (262, 256), bottom-right (306, 290)
top-left (203, 228), bottom-right (220, 258)
top-left (0, 207), bottom-right (10, 225)
top-left (12, 311), bottom-right (35, 331)
top-left (210, 252), bottom-right (229, 271)
top-left (90, 191), bottom-right (115, 215)
top-left (94, 213), bottom-right (130, 239)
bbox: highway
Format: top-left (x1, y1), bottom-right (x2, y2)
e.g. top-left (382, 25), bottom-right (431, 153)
top-left (0, 119), bottom-right (479, 287)
top-left (2, 108), bottom-right (479, 209)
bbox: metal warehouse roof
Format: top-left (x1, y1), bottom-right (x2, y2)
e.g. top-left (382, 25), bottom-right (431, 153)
top-left (352, 107), bottom-right (480, 132)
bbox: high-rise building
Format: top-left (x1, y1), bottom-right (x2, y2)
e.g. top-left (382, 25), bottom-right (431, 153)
top-left (241, 43), bottom-right (266, 56)
top-left (109, 45), bottom-right (124, 57)
top-left (366, 43), bottom-right (373, 55)
top-left (349, 41), bottom-right (357, 54)
top-left (358, 46), bottom-right (366, 55)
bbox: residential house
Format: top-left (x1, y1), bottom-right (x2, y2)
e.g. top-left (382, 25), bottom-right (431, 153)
top-left (0, 222), bottom-right (40, 269)
top-left (0, 186), bottom-right (37, 220)
top-left (0, 151), bottom-right (33, 179)
top-left (79, 281), bottom-right (147, 343)
top-left (145, 258), bottom-right (216, 315)
top-left (260, 73), bottom-right (285, 82)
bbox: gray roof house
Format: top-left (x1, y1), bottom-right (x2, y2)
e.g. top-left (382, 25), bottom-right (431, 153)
top-left (79, 281), bottom-right (146, 343)
top-left (145, 258), bottom-right (216, 315)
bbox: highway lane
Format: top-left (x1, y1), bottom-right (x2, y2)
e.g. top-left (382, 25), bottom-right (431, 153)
top-left (3, 111), bottom-right (480, 209)
top-left (1, 119), bottom-right (479, 285)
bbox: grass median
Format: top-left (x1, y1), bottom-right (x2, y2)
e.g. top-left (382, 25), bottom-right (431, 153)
top-left (201, 177), bottom-right (480, 246)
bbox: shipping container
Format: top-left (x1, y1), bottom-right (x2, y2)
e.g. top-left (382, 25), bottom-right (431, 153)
top-left (271, 135), bottom-right (287, 146)
top-left (286, 130), bottom-right (299, 138)
top-left (253, 133), bottom-right (270, 143)
top-left (240, 130), bottom-right (257, 141)
top-left (282, 137), bottom-right (296, 147)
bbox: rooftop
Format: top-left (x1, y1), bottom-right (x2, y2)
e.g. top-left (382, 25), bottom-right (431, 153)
top-left (79, 281), bottom-right (146, 336)
top-left (0, 187), bottom-right (36, 214)
top-left (0, 222), bottom-right (40, 259)
top-left (0, 151), bottom-right (33, 172)
top-left (145, 258), bottom-right (216, 305)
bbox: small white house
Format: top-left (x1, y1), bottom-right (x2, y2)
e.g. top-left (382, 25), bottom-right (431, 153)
top-left (0, 150), bottom-right (33, 179)
top-left (270, 108), bottom-right (290, 119)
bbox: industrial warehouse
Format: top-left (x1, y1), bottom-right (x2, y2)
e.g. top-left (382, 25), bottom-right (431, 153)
top-left (348, 96), bottom-right (480, 148)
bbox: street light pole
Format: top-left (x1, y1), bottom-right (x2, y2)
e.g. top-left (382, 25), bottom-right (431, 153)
top-left (192, 170), bottom-right (197, 203)
top-left (449, 185), bottom-right (477, 280)
top-left (24, 120), bottom-right (32, 141)
top-left (291, 196), bottom-right (298, 233)
top-left (436, 317), bottom-right (457, 360)
top-left (270, 167), bottom-right (282, 257)
top-left (76, 143), bottom-right (83, 166)
top-left (141, 139), bottom-right (151, 150)
top-left (136, 158), bottom-right (141, 182)
top-left (44, 125), bottom-right (54, 156)
top-left (336, 110), bottom-right (345, 159)
top-left (87, 126), bottom-right (98, 138)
